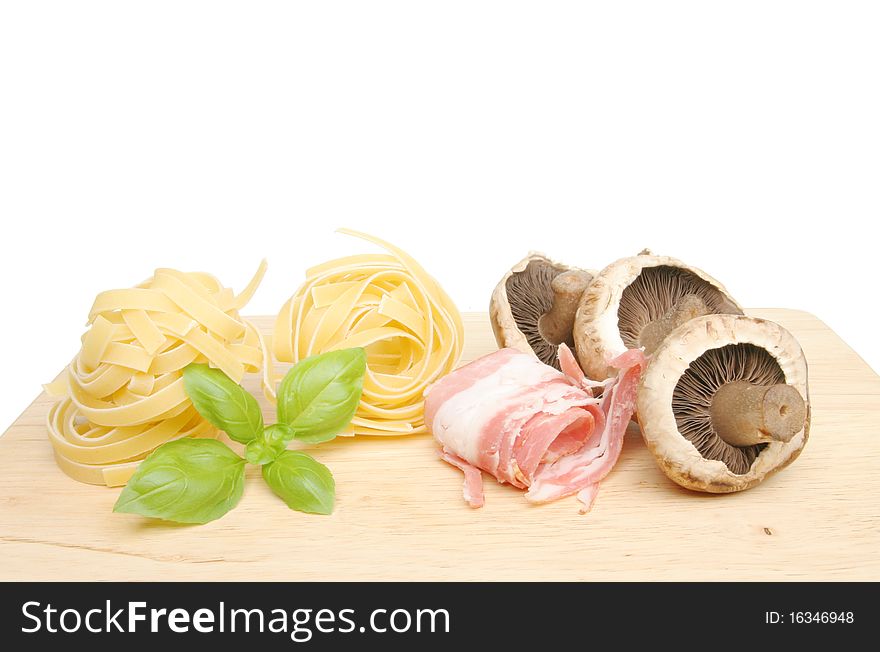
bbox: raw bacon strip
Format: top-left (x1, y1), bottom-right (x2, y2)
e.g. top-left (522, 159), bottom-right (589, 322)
top-left (439, 450), bottom-right (485, 508)
top-left (425, 345), bottom-right (645, 510)
top-left (423, 348), bottom-right (520, 428)
top-left (576, 485), bottom-right (600, 514)
top-left (525, 355), bottom-right (644, 504)
top-left (558, 343), bottom-right (588, 390)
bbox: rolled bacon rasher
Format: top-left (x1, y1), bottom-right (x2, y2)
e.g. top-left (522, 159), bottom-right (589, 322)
top-left (424, 345), bottom-right (644, 511)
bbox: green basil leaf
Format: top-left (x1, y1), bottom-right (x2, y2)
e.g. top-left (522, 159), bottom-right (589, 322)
top-left (276, 348), bottom-right (366, 443)
top-left (245, 424), bottom-right (294, 465)
top-left (113, 439), bottom-right (245, 524)
top-left (262, 450), bottom-right (335, 515)
top-left (183, 363), bottom-right (263, 444)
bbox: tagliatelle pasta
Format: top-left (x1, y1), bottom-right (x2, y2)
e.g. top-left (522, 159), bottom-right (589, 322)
top-left (271, 230), bottom-right (464, 436)
top-left (45, 262), bottom-right (268, 486)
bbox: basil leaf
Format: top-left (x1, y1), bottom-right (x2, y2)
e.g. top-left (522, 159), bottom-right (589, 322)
top-left (245, 424), bottom-right (294, 466)
top-left (262, 451), bottom-right (335, 515)
top-left (183, 363), bottom-right (263, 444)
top-left (113, 439), bottom-right (245, 524)
top-left (277, 348), bottom-right (366, 443)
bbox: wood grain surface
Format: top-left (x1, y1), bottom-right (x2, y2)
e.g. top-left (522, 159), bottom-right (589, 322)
top-left (1, 310), bottom-right (878, 581)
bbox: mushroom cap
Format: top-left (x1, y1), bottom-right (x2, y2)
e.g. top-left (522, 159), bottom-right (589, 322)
top-left (573, 253), bottom-right (743, 379)
top-left (490, 253), bottom-right (594, 369)
top-left (638, 314), bottom-right (810, 493)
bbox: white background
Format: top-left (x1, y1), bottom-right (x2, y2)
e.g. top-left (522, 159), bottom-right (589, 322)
top-left (1, 1), bottom-right (878, 431)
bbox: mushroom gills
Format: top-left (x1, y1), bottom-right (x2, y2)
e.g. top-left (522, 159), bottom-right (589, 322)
top-left (618, 266), bottom-right (743, 352)
top-left (672, 343), bottom-right (806, 475)
top-left (506, 260), bottom-right (591, 368)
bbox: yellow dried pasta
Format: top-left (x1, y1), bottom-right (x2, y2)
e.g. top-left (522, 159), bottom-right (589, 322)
top-left (271, 230), bottom-right (464, 436)
top-left (46, 262), bottom-right (268, 486)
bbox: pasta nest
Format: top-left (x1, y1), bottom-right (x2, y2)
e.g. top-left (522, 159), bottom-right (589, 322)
top-left (271, 230), bottom-right (463, 436)
top-left (46, 262), bottom-right (267, 486)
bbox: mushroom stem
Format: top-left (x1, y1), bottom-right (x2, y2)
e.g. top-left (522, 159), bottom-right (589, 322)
top-left (538, 270), bottom-right (592, 346)
top-left (638, 293), bottom-right (710, 354)
top-left (710, 381), bottom-right (806, 447)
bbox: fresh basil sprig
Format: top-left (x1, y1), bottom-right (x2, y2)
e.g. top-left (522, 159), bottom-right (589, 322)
top-left (113, 348), bottom-right (366, 524)
top-left (183, 364), bottom-right (263, 444)
top-left (277, 348), bottom-right (367, 443)
top-left (245, 423), bottom-right (293, 466)
top-left (114, 439), bottom-right (246, 524)
top-left (263, 450), bottom-right (335, 515)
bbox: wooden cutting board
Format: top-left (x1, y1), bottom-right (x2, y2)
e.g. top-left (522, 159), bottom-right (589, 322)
top-left (1, 310), bottom-right (878, 581)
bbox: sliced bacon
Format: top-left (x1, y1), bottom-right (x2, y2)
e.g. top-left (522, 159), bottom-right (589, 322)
top-left (608, 348), bottom-right (647, 369)
top-left (425, 346), bottom-right (645, 511)
top-left (515, 409), bottom-right (596, 477)
top-left (525, 358), bottom-right (643, 504)
top-left (576, 485), bottom-right (600, 514)
top-left (423, 347), bottom-right (520, 427)
top-left (557, 343), bottom-right (589, 392)
top-left (439, 449), bottom-right (485, 508)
